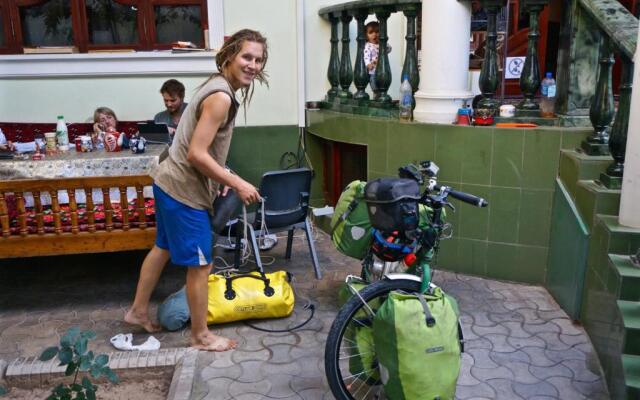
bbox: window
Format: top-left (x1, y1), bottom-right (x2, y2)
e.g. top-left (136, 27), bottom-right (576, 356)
top-left (0, 0), bottom-right (209, 54)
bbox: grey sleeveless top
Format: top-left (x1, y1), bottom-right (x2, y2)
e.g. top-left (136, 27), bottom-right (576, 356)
top-left (151, 75), bottom-right (239, 212)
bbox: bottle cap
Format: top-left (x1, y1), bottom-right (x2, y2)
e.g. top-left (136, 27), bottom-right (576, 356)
top-left (403, 253), bottom-right (417, 267)
top-left (57, 115), bottom-right (64, 119)
top-left (402, 74), bottom-right (409, 82)
top-left (545, 72), bottom-right (552, 78)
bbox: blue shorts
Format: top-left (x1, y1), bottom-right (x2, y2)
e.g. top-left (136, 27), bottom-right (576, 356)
top-left (153, 184), bottom-right (213, 267)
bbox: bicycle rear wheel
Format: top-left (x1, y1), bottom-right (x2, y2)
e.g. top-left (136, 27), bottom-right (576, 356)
top-left (324, 278), bottom-right (422, 400)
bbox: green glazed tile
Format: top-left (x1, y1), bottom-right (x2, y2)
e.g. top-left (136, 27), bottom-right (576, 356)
top-left (457, 238), bottom-right (488, 276)
top-left (522, 129), bottom-right (562, 190)
top-left (486, 242), bottom-right (520, 281)
top-left (518, 189), bottom-right (554, 246)
top-left (560, 128), bottom-right (591, 150)
top-left (491, 129), bottom-right (524, 187)
top-left (387, 123), bottom-right (436, 169)
top-left (436, 237), bottom-right (459, 271)
top-left (515, 245), bottom-right (548, 284)
top-left (488, 187), bottom-right (521, 244)
top-left (461, 128), bottom-right (492, 185)
top-left (457, 184), bottom-right (491, 240)
top-left (434, 126), bottom-right (466, 183)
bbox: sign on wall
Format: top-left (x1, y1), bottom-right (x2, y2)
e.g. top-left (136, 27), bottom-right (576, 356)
top-left (505, 56), bottom-right (526, 79)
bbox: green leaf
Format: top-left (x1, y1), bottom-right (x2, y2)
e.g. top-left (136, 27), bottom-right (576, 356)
top-left (85, 351), bottom-right (94, 362)
top-left (70, 384), bottom-right (83, 392)
top-left (74, 338), bottom-right (88, 356)
top-left (81, 377), bottom-right (92, 390)
top-left (53, 384), bottom-right (66, 396)
top-left (64, 361), bottom-right (77, 376)
top-left (93, 354), bottom-right (109, 368)
top-left (79, 355), bottom-right (91, 372)
top-left (60, 327), bottom-right (81, 347)
top-left (89, 365), bottom-right (102, 379)
top-left (0, 385), bottom-right (8, 396)
top-left (80, 331), bottom-right (96, 340)
top-left (40, 346), bottom-right (59, 361)
top-left (75, 392), bottom-right (86, 400)
top-left (59, 347), bottom-right (73, 365)
top-left (104, 368), bottom-right (119, 384)
top-left (86, 388), bottom-right (96, 400)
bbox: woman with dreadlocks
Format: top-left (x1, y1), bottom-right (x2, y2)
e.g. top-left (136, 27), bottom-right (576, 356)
top-left (125, 29), bottom-right (268, 352)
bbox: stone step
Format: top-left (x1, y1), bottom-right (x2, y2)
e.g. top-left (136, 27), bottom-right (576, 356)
top-left (558, 149), bottom-right (612, 201)
top-left (596, 215), bottom-right (640, 256)
top-left (575, 180), bottom-right (620, 229)
top-left (618, 300), bottom-right (640, 356)
top-left (611, 254), bottom-right (640, 302)
top-left (622, 354), bottom-right (640, 398)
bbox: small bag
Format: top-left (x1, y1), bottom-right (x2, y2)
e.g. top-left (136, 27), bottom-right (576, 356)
top-left (364, 178), bottom-right (421, 233)
top-left (331, 180), bottom-right (373, 259)
top-left (373, 286), bottom-right (462, 400)
top-left (207, 270), bottom-right (295, 324)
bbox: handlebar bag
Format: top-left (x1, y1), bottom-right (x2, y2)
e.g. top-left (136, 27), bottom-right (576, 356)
top-left (373, 286), bottom-right (462, 400)
top-left (364, 178), bottom-right (420, 233)
top-left (330, 180), bottom-right (373, 259)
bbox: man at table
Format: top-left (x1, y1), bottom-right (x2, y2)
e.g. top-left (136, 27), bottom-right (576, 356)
top-left (154, 79), bottom-right (188, 136)
top-left (0, 128), bottom-right (16, 152)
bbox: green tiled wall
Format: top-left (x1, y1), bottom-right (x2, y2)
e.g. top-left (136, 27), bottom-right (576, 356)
top-left (307, 110), bottom-right (591, 284)
top-left (226, 125), bottom-right (324, 207)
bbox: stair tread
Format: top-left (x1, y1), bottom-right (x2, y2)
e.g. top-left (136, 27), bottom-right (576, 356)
top-left (618, 301), bottom-right (640, 329)
top-left (611, 254), bottom-right (640, 278)
top-left (577, 179), bottom-right (621, 193)
top-left (623, 354), bottom-right (640, 388)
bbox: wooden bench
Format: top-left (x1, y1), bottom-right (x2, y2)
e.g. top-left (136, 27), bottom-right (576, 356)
top-left (0, 175), bottom-right (156, 259)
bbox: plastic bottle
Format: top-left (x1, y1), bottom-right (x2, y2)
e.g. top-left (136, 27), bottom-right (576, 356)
top-left (399, 75), bottom-right (413, 122)
top-left (55, 115), bottom-right (69, 151)
top-left (540, 72), bottom-right (556, 118)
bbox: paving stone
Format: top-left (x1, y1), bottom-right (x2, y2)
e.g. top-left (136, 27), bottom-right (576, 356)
top-left (534, 331), bottom-right (571, 351)
top-left (488, 311), bottom-right (525, 324)
top-left (507, 335), bottom-right (546, 349)
top-left (529, 362), bottom-right (574, 380)
top-left (521, 321), bottom-right (561, 336)
top-left (512, 380), bottom-right (559, 398)
top-left (297, 388), bottom-right (329, 399)
top-left (470, 311), bottom-right (498, 327)
top-left (550, 318), bottom-right (584, 336)
top-left (235, 360), bottom-right (267, 382)
top-left (457, 353), bottom-right (481, 385)
top-left (546, 376), bottom-right (590, 400)
top-left (471, 324), bottom-right (510, 337)
top-left (571, 380), bottom-right (608, 399)
top-left (485, 378), bottom-right (527, 399)
top-left (493, 361), bottom-right (539, 384)
top-left (289, 375), bottom-right (327, 393)
top-left (503, 301), bottom-right (539, 311)
top-left (470, 365), bottom-right (515, 381)
top-left (502, 321), bottom-right (534, 339)
top-left (519, 347), bottom-right (557, 367)
top-left (465, 348), bottom-right (499, 369)
top-left (516, 308), bottom-right (546, 325)
top-left (265, 373), bottom-right (300, 398)
top-left (227, 378), bottom-right (272, 398)
top-left (558, 333), bottom-right (589, 347)
top-left (454, 382), bottom-right (497, 399)
top-left (483, 333), bottom-right (517, 353)
top-left (464, 337), bottom-right (493, 351)
top-left (231, 348), bottom-right (272, 363)
top-left (200, 364), bottom-right (243, 381)
top-left (561, 359), bottom-right (602, 382)
top-left (489, 349), bottom-right (532, 365)
top-left (544, 347), bottom-right (587, 363)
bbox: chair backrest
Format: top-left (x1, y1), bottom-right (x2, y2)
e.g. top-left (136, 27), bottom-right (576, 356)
top-left (257, 168), bottom-right (312, 229)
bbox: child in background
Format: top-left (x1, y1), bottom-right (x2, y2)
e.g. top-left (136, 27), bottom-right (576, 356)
top-left (364, 21), bottom-right (392, 100)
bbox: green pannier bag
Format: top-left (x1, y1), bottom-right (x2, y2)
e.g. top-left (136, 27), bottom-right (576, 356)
top-left (331, 181), bottom-right (372, 260)
top-left (338, 276), bottom-right (382, 385)
top-left (372, 286), bottom-right (461, 400)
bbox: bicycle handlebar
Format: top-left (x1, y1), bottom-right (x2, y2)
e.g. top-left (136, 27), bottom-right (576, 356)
top-left (434, 185), bottom-right (489, 208)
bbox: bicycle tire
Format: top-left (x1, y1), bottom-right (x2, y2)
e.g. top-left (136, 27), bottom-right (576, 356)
top-left (325, 278), bottom-right (422, 400)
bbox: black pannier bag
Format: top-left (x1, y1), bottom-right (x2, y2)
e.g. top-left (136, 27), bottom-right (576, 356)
top-left (364, 178), bottom-right (421, 233)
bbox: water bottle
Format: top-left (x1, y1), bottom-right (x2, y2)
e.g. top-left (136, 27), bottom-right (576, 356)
top-left (540, 72), bottom-right (556, 118)
top-left (399, 75), bottom-right (413, 122)
top-left (55, 115), bottom-right (70, 151)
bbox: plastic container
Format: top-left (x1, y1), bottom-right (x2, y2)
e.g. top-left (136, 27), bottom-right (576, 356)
top-left (540, 72), bottom-right (556, 118)
top-left (399, 75), bottom-right (413, 122)
top-left (55, 115), bottom-right (69, 150)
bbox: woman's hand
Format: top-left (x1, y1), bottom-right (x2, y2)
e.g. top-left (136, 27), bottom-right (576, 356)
top-left (93, 122), bottom-right (104, 134)
top-left (234, 178), bottom-right (260, 205)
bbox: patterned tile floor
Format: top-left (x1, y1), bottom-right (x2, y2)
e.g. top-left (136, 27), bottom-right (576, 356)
top-left (0, 231), bottom-right (610, 399)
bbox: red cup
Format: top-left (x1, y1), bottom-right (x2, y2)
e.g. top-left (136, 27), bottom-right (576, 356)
top-left (75, 137), bottom-right (82, 152)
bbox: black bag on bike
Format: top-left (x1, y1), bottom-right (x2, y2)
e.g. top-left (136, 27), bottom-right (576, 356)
top-left (364, 178), bottom-right (421, 233)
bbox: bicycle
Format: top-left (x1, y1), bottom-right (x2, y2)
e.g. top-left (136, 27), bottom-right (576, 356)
top-left (324, 160), bottom-right (488, 400)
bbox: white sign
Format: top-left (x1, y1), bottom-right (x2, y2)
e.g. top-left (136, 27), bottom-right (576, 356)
top-left (505, 57), bottom-right (525, 79)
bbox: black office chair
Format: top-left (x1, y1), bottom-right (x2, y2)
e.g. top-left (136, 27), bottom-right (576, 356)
top-left (233, 168), bottom-right (321, 279)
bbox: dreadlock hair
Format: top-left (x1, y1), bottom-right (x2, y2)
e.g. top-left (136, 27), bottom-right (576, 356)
top-left (199, 29), bottom-right (268, 112)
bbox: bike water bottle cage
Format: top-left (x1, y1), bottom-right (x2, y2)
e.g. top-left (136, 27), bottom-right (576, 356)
top-left (371, 229), bottom-right (415, 261)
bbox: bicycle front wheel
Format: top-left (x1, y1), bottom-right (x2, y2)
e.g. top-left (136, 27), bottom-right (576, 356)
top-left (324, 278), bottom-right (422, 400)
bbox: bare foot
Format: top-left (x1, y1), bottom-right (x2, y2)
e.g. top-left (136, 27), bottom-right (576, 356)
top-left (124, 309), bottom-right (162, 333)
top-left (191, 332), bottom-right (237, 352)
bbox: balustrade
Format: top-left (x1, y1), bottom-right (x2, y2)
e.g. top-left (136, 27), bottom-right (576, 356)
top-left (318, 0), bottom-right (421, 114)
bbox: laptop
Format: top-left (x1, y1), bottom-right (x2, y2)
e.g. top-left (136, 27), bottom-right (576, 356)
top-left (137, 122), bottom-right (172, 144)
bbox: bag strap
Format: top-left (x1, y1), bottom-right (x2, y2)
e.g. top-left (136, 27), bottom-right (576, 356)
top-left (224, 272), bottom-right (275, 300)
top-left (415, 293), bottom-right (436, 327)
top-left (244, 303), bottom-right (315, 333)
top-left (330, 198), bottom-right (360, 234)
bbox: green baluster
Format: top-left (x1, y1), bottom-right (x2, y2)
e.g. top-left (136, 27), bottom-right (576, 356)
top-left (353, 10), bottom-right (370, 101)
top-left (478, 1), bottom-right (504, 111)
top-left (326, 14), bottom-right (341, 101)
top-left (600, 54), bottom-right (633, 189)
top-left (401, 6), bottom-right (420, 109)
top-left (517, 2), bottom-right (545, 112)
top-left (339, 11), bottom-right (353, 99)
top-left (374, 8), bottom-right (392, 105)
top-left (583, 37), bottom-right (614, 155)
